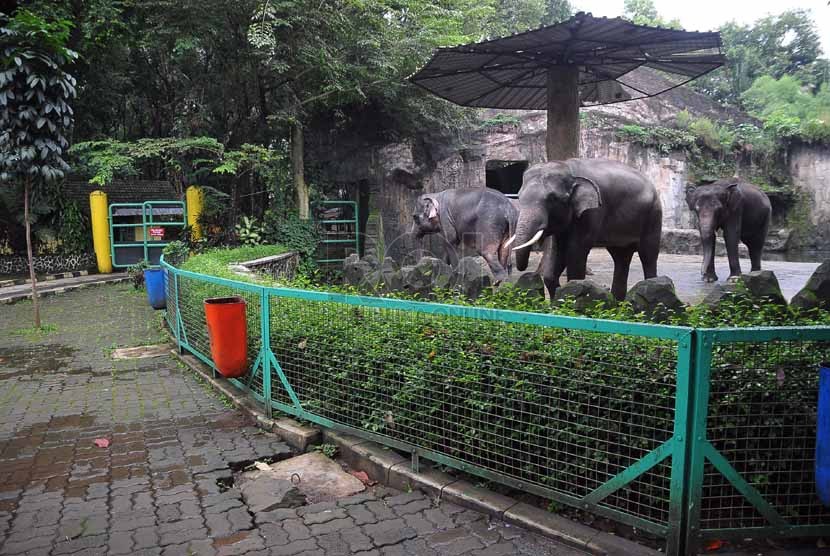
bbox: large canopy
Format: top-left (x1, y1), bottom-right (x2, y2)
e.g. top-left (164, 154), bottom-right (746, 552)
top-left (409, 13), bottom-right (725, 110)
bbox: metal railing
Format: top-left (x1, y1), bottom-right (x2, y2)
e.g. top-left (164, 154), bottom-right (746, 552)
top-left (160, 256), bottom-right (830, 555)
top-left (312, 200), bottom-right (359, 264)
top-left (109, 201), bottom-right (186, 268)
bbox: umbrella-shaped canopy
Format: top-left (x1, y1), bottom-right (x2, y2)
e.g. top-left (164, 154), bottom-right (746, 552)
top-left (409, 12), bottom-right (725, 160)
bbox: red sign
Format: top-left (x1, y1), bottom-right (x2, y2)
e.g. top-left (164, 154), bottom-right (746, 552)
top-left (149, 227), bottom-right (165, 239)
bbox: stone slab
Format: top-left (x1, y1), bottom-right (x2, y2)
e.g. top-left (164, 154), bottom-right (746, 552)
top-left (273, 418), bottom-right (321, 452)
top-left (256, 452), bottom-right (365, 504)
top-left (112, 344), bottom-right (171, 360)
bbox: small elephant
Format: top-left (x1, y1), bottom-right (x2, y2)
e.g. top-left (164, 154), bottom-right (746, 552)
top-left (510, 159), bottom-right (662, 300)
top-left (412, 188), bottom-right (518, 282)
top-left (685, 179), bottom-right (771, 282)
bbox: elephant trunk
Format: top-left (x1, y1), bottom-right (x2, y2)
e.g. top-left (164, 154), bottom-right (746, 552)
top-left (698, 214), bottom-right (718, 281)
top-left (512, 213), bottom-right (543, 272)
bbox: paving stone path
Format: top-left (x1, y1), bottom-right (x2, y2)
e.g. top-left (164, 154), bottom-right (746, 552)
top-left (0, 284), bottom-right (582, 556)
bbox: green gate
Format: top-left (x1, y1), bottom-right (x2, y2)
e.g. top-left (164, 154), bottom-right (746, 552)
top-left (160, 255), bottom-right (830, 555)
top-left (109, 201), bottom-right (186, 268)
top-left (313, 200), bottom-right (359, 264)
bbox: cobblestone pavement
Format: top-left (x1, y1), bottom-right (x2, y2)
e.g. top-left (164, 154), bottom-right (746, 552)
top-left (0, 284), bottom-right (584, 556)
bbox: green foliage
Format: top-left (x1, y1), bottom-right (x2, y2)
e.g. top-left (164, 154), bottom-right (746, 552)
top-left (162, 240), bottom-right (191, 266)
top-left (179, 244), bottom-right (288, 283)
top-left (742, 76), bottom-right (830, 144)
top-left (477, 113), bottom-right (522, 130)
top-left (623, 0), bottom-right (682, 29)
top-left (57, 200), bottom-right (90, 254)
top-left (693, 10), bottom-right (828, 106)
top-left (263, 211), bottom-right (320, 271)
top-left (615, 124), bottom-right (697, 154)
top-left (311, 443), bottom-right (338, 458)
top-left (234, 216), bottom-right (265, 247)
top-left (127, 260), bottom-right (150, 290)
top-left (0, 9), bottom-right (77, 184)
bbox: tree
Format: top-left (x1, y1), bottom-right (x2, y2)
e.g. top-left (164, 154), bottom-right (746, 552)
top-left (0, 9), bottom-right (76, 328)
top-left (693, 10), bottom-right (829, 106)
top-left (623, 0), bottom-right (681, 29)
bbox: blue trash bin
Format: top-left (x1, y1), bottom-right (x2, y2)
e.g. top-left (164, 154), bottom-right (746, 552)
top-left (144, 268), bottom-right (167, 310)
top-left (817, 365), bottom-right (830, 506)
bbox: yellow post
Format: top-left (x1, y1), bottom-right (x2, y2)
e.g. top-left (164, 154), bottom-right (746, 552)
top-left (186, 186), bottom-right (204, 240)
top-left (89, 191), bottom-right (112, 273)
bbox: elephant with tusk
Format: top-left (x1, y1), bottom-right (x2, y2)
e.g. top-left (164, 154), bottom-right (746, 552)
top-left (511, 159), bottom-right (662, 300)
top-left (412, 188), bottom-right (518, 283)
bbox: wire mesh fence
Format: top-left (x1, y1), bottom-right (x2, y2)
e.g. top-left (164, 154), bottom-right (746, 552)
top-left (267, 293), bottom-right (680, 527)
top-left (161, 258), bottom-right (830, 554)
top-left (702, 338), bottom-right (830, 532)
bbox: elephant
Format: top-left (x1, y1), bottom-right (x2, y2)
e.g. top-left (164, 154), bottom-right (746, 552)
top-left (685, 179), bottom-right (771, 282)
top-left (510, 159), bottom-right (662, 300)
top-left (412, 188), bottom-right (518, 282)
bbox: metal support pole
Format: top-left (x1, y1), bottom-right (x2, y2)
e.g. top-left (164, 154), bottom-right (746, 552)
top-left (260, 289), bottom-right (273, 419)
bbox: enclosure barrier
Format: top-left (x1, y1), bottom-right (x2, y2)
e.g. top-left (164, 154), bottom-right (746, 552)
top-left (160, 256), bottom-right (830, 555)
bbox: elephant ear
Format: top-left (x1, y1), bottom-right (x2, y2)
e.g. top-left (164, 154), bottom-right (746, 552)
top-left (422, 195), bottom-right (439, 220)
top-left (725, 182), bottom-right (742, 211)
top-left (570, 176), bottom-right (602, 219)
top-left (685, 185), bottom-right (697, 211)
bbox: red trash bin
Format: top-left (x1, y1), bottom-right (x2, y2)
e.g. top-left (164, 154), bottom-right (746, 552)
top-left (204, 296), bottom-right (248, 378)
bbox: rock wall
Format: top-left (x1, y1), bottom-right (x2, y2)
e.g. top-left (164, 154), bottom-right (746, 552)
top-left (316, 111), bottom-right (829, 262)
top-left (789, 144), bottom-right (830, 250)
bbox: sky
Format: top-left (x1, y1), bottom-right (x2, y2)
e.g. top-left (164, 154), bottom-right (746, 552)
top-left (573, 0), bottom-right (830, 55)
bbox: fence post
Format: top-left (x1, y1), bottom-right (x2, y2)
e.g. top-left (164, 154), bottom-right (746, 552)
top-left (172, 272), bottom-right (183, 354)
top-left (666, 331), bottom-right (696, 556)
top-left (684, 329), bottom-right (715, 554)
top-left (260, 289), bottom-right (272, 419)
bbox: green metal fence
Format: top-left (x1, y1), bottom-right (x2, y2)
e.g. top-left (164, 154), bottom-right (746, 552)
top-left (160, 256), bottom-right (830, 555)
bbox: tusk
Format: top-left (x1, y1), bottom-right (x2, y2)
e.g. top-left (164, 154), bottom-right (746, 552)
top-left (504, 234), bottom-right (516, 247)
top-left (512, 229), bottom-right (544, 251)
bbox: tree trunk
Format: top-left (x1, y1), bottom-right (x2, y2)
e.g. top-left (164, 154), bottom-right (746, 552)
top-left (292, 122), bottom-right (309, 219)
top-left (24, 177), bottom-right (41, 328)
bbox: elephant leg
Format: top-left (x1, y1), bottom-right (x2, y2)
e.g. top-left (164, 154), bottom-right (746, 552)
top-left (724, 224), bottom-right (742, 278)
top-left (607, 246), bottom-right (636, 301)
top-left (746, 238), bottom-right (764, 271)
top-left (564, 235), bottom-right (590, 281)
top-left (638, 224), bottom-right (661, 280)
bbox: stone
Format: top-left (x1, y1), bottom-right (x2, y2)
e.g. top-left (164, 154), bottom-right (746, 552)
top-left (498, 272), bottom-right (545, 298)
top-left (249, 452), bottom-right (365, 504)
top-left (453, 257), bottom-right (493, 300)
top-left (399, 265), bottom-right (431, 297)
top-left (625, 276), bottom-right (685, 322)
top-left (738, 270), bottom-right (787, 305)
top-left (791, 260), bottom-right (830, 311)
top-left (414, 256), bottom-right (453, 290)
top-left (553, 279), bottom-right (615, 312)
top-left (701, 283), bottom-right (741, 308)
top-left (237, 471), bottom-right (305, 513)
top-left (343, 255), bottom-right (375, 288)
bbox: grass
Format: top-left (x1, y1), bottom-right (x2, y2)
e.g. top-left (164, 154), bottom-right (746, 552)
top-left (13, 323), bottom-right (58, 337)
top-left (179, 244), bottom-right (288, 285)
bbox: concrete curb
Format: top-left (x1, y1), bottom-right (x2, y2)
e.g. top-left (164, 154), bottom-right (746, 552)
top-left (0, 269), bottom-right (89, 289)
top-left (0, 275), bottom-right (129, 304)
top-left (172, 349), bottom-right (660, 556)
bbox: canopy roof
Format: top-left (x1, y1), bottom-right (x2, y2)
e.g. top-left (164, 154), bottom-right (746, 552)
top-left (409, 12), bottom-right (725, 109)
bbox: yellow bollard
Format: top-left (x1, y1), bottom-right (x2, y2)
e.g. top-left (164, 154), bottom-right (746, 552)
top-left (186, 186), bottom-right (204, 240)
top-left (89, 191), bottom-right (113, 273)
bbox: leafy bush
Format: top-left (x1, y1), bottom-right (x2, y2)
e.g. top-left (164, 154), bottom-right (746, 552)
top-left (127, 260), bottom-right (149, 289)
top-left (263, 211), bottom-right (320, 275)
top-left (178, 244), bottom-right (287, 283)
top-left (616, 124), bottom-right (697, 154)
top-left (235, 216), bottom-right (265, 246)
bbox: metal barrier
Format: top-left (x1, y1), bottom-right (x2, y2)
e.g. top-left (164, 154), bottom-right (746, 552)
top-left (110, 201), bottom-right (186, 268)
top-left (160, 255), bottom-right (830, 555)
top-left (313, 200), bottom-right (359, 264)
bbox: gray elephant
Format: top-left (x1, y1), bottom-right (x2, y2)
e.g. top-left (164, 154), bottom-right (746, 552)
top-left (412, 188), bottom-right (518, 282)
top-left (510, 159), bottom-right (662, 300)
top-left (685, 179), bottom-right (771, 282)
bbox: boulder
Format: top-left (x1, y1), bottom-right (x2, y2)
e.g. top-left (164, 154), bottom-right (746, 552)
top-left (791, 261), bottom-right (830, 311)
top-left (414, 256), bottom-right (453, 290)
top-left (453, 256), bottom-right (493, 300)
top-left (553, 279), bottom-right (615, 312)
top-left (625, 276), bottom-right (685, 322)
top-left (343, 254), bottom-right (374, 287)
top-left (737, 270), bottom-right (787, 306)
top-left (701, 283), bottom-right (741, 308)
top-left (499, 271), bottom-right (546, 298)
